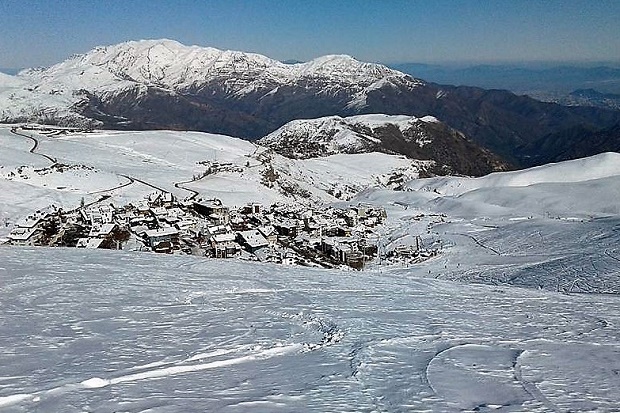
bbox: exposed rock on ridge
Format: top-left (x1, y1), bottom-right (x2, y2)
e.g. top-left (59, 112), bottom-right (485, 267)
top-left (260, 114), bottom-right (510, 176)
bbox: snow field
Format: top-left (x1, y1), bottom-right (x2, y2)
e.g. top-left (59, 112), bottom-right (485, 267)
top-left (354, 152), bottom-right (620, 292)
top-left (1, 247), bottom-right (620, 411)
top-left (0, 125), bottom-right (434, 218)
top-left (405, 152), bottom-right (620, 197)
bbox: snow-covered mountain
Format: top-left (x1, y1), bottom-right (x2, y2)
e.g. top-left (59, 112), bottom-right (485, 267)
top-left (260, 114), bottom-right (510, 176)
top-left (2, 39), bottom-right (620, 167)
top-left (18, 39), bottom-right (409, 96)
top-left (0, 39), bottom-right (421, 131)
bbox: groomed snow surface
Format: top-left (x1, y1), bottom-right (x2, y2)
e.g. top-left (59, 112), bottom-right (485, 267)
top-left (2, 247), bottom-right (620, 412)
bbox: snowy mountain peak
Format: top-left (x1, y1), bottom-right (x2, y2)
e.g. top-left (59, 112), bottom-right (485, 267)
top-left (71, 39), bottom-right (286, 87)
top-left (295, 54), bottom-right (400, 81)
top-left (259, 114), bottom-right (443, 159)
top-left (0, 39), bottom-right (427, 132)
top-left (19, 39), bottom-right (418, 90)
top-left (259, 114), bottom-right (510, 176)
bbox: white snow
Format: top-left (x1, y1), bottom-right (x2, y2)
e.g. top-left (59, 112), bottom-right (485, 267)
top-left (275, 152), bottom-right (427, 200)
top-left (260, 113), bottom-right (442, 158)
top-left (406, 152), bottom-right (620, 196)
top-left (1, 121), bottom-right (620, 411)
top-left (0, 125), bottom-right (430, 232)
top-left (0, 39), bottom-right (424, 125)
top-left (0, 247), bottom-right (620, 411)
top-left (353, 151), bottom-right (620, 292)
top-left (0, 73), bottom-right (25, 91)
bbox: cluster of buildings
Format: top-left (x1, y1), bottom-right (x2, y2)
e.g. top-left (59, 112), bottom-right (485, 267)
top-left (3, 191), bottom-right (438, 269)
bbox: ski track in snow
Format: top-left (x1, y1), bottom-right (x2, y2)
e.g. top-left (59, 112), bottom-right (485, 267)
top-left (0, 343), bottom-right (302, 408)
top-left (2, 248), bottom-right (620, 411)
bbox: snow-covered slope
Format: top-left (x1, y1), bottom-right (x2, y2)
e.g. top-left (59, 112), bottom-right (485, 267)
top-left (260, 114), bottom-right (438, 157)
top-left (259, 113), bottom-right (509, 176)
top-left (352, 152), bottom-right (620, 292)
top-left (405, 152), bottom-right (620, 197)
top-left (0, 72), bottom-right (25, 90)
top-left (0, 125), bottom-right (429, 233)
top-left (1, 247), bottom-right (620, 411)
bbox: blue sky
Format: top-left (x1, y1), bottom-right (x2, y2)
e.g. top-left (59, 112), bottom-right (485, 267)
top-left (1, 0), bottom-right (619, 68)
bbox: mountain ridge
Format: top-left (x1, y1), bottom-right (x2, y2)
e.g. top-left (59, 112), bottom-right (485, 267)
top-left (259, 114), bottom-right (510, 176)
top-left (1, 39), bottom-right (620, 168)
top-left (16, 39), bottom-right (419, 99)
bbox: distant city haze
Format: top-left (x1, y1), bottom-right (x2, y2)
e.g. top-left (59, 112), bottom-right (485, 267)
top-left (1, 0), bottom-right (619, 69)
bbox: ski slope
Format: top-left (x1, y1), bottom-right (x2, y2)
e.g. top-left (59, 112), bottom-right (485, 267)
top-left (1, 247), bottom-right (620, 412)
top-left (405, 152), bottom-right (620, 198)
top-left (1, 123), bottom-right (620, 410)
top-left (357, 152), bottom-right (620, 293)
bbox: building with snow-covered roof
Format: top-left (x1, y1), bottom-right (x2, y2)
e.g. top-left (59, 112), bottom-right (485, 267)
top-left (212, 232), bottom-right (236, 244)
top-left (151, 207), bottom-right (168, 216)
top-left (273, 219), bottom-right (298, 237)
top-left (193, 200), bottom-right (230, 224)
top-left (15, 214), bottom-right (44, 229)
top-left (258, 225), bottom-right (278, 244)
top-left (162, 192), bottom-right (174, 207)
top-left (76, 238), bottom-right (105, 249)
top-left (84, 205), bottom-right (114, 225)
top-left (145, 227), bottom-right (179, 252)
top-left (8, 226), bottom-right (42, 246)
top-left (237, 230), bottom-right (269, 253)
top-left (88, 223), bottom-right (117, 238)
top-left (242, 202), bottom-right (262, 215)
top-left (213, 241), bottom-right (241, 258)
top-left (148, 192), bottom-right (175, 207)
top-left (206, 224), bottom-right (233, 237)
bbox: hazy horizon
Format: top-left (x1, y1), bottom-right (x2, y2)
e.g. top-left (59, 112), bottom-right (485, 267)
top-left (2, 55), bottom-right (619, 74)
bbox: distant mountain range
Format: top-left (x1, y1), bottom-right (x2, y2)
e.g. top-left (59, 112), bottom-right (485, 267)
top-left (391, 62), bottom-right (620, 111)
top-left (527, 89), bottom-right (620, 111)
top-left (1, 39), bottom-right (619, 169)
top-left (389, 62), bottom-right (620, 95)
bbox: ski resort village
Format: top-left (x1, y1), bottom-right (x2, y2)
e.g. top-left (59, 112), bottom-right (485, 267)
top-left (5, 190), bottom-right (436, 269)
top-left (0, 125), bottom-right (440, 270)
